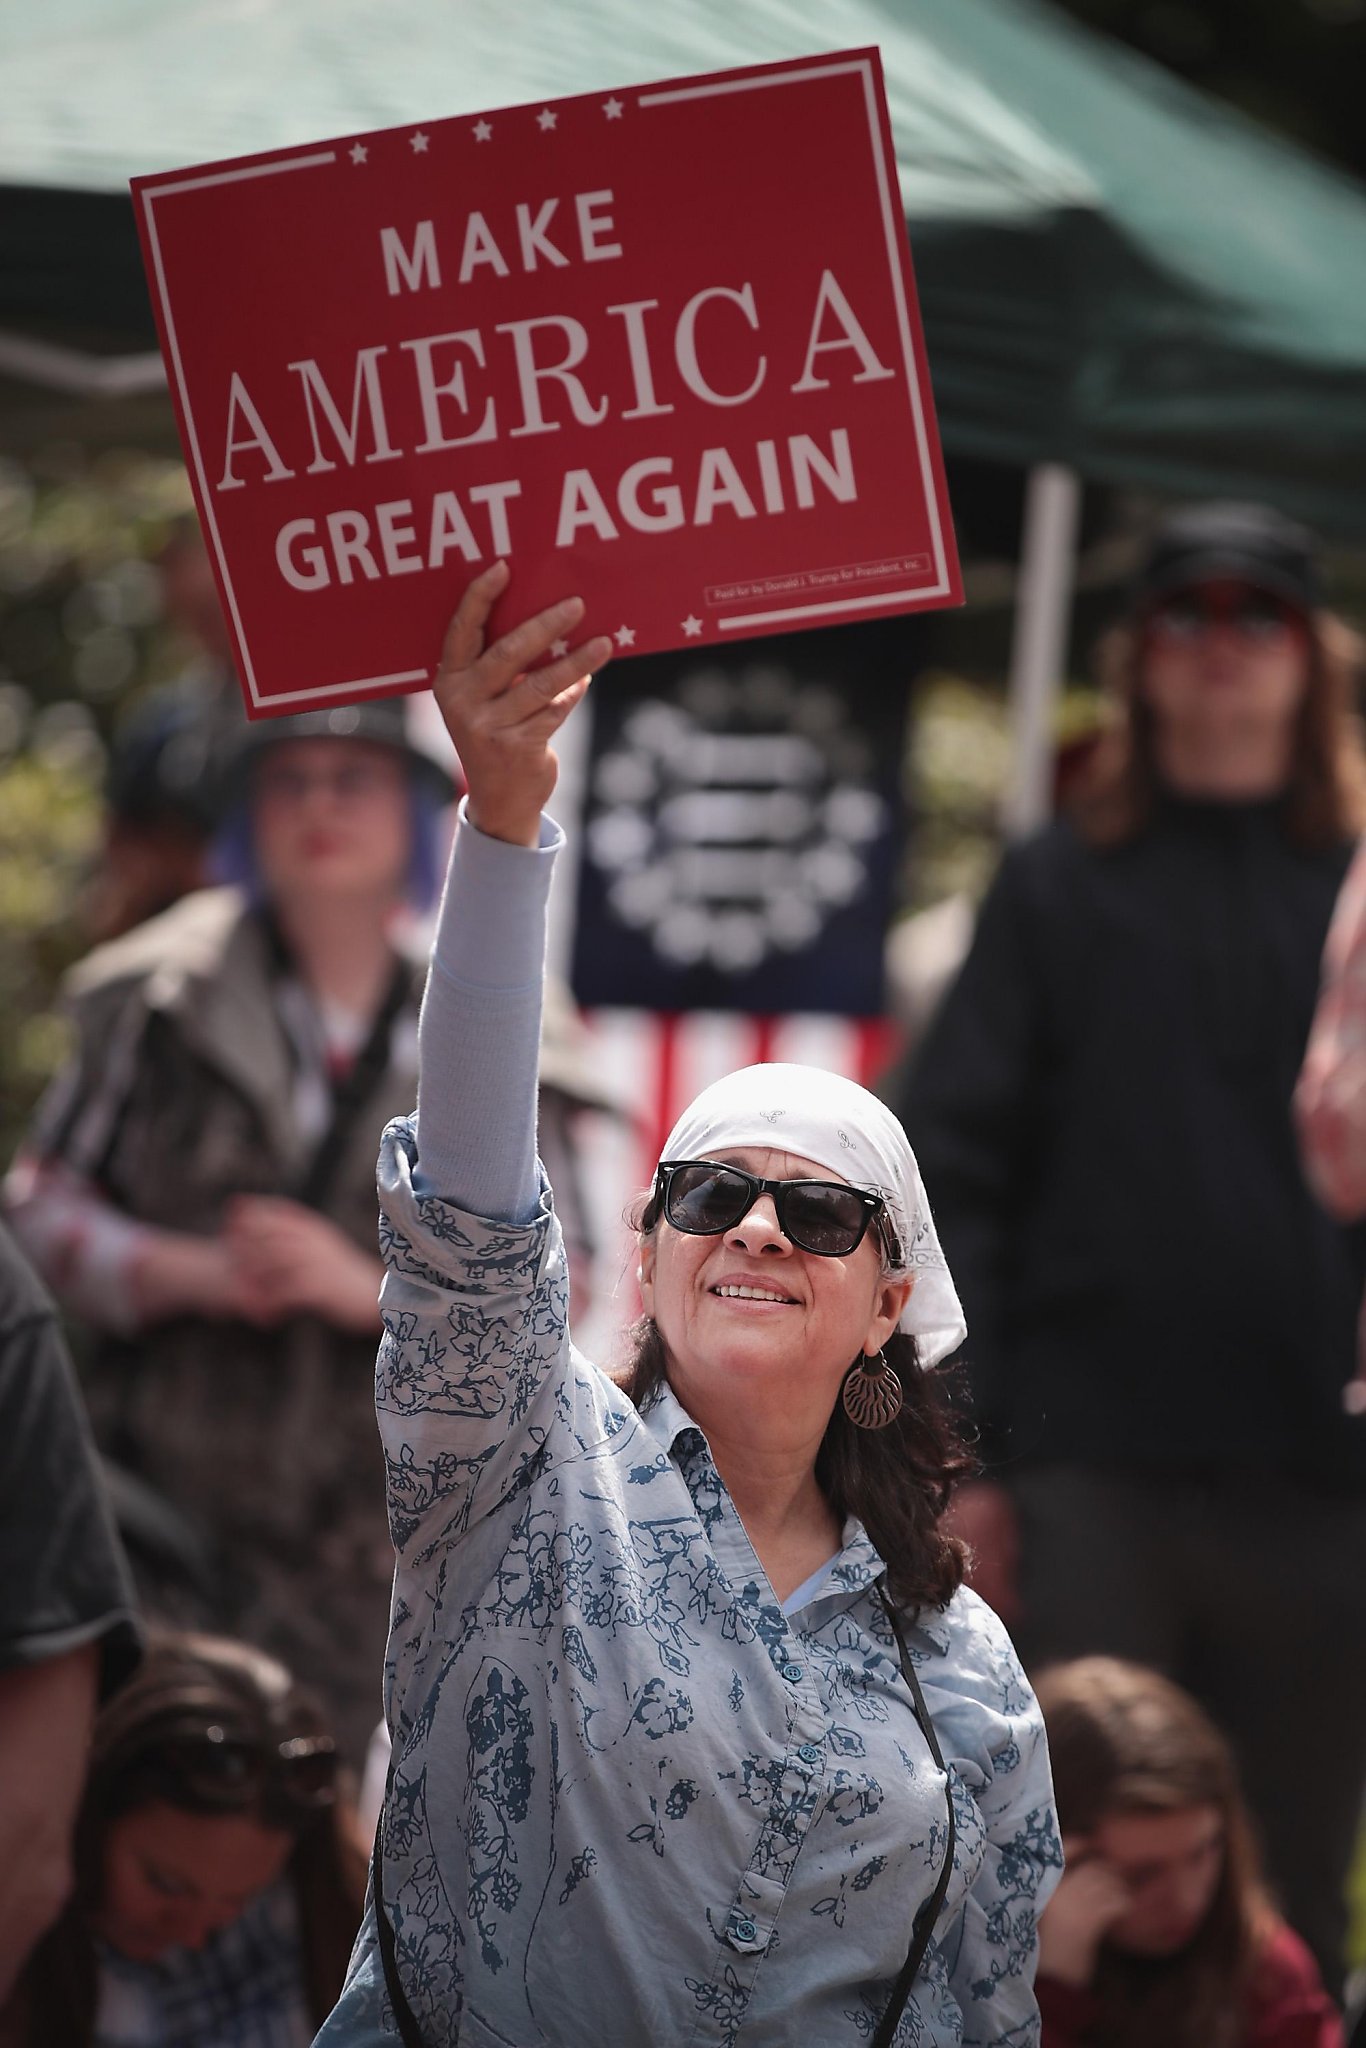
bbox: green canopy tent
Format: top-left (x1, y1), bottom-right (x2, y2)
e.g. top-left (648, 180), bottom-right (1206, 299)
top-left (4, 0), bottom-right (1366, 821)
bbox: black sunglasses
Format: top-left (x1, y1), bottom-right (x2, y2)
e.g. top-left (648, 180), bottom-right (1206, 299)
top-left (652, 1158), bottom-right (893, 1260)
top-left (147, 1723), bottom-right (337, 1816)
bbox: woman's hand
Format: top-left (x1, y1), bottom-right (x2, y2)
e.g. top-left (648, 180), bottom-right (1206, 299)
top-left (129, 1205), bottom-right (384, 1330)
top-left (223, 1196), bottom-right (384, 1332)
top-left (432, 560), bottom-right (613, 847)
top-left (129, 1228), bottom-right (258, 1327)
top-left (1037, 1837), bottom-right (1131, 1988)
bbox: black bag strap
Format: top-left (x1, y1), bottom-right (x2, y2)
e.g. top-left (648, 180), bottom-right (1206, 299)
top-left (371, 1802), bottom-right (431, 2048)
top-left (293, 951), bottom-right (412, 1212)
top-left (870, 1582), bottom-right (958, 2048)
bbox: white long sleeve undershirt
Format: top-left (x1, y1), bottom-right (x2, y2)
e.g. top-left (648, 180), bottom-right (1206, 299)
top-left (413, 801), bottom-right (562, 1225)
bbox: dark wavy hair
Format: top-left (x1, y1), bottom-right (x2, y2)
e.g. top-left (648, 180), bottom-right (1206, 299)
top-left (11, 1630), bottom-right (366, 2048)
top-left (1072, 609), bottom-right (1366, 851)
top-left (1035, 1657), bottom-right (1275, 2048)
top-left (617, 1185), bottom-right (975, 1613)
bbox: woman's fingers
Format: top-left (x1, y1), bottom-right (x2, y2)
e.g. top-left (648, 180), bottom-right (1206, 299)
top-left (436, 574), bottom-right (588, 706)
top-left (432, 566), bottom-right (613, 843)
top-left (492, 633), bottom-right (614, 730)
top-left (435, 558), bottom-right (510, 678)
top-left (535, 671), bottom-right (595, 737)
top-left (480, 595), bottom-right (588, 696)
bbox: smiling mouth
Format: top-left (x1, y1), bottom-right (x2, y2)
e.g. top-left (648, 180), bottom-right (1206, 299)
top-left (711, 1284), bottom-right (797, 1304)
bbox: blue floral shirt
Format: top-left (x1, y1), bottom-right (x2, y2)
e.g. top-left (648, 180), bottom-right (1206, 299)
top-left (316, 1121), bottom-right (1061, 2048)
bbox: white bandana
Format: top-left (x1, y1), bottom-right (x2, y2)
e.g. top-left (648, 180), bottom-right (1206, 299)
top-left (658, 1062), bottom-right (966, 1368)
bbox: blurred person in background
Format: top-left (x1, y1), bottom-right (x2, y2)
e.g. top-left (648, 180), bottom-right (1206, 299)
top-left (82, 689), bottom-right (220, 948)
top-left (7, 699), bottom-right (448, 1761)
top-left (0, 1220), bottom-right (141, 2006)
top-left (1034, 1658), bottom-right (1341, 2048)
top-left (1297, 829), bottom-right (1366, 1270)
top-left (81, 523), bottom-right (237, 947)
top-left (0, 1629), bottom-right (365, 2048)
top-left (1294, 788), bottom-right (1366, 2042)
top-left (7, 696), bottom-right (608, 1761)
top-left (896, 502), bottom-right (1366, 1986)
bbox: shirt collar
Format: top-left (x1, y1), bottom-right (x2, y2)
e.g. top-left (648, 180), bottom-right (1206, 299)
top-left (642, 1377), bottom-right (704, 1456)
top-left (821, 1523), bottom-right (950, 1651)
top-left (639, 1382), bottom-right (951, 1654)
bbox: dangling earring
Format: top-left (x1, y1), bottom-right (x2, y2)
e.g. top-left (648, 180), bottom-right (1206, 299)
top-left (841, 1350), bottom-right (903, 1429)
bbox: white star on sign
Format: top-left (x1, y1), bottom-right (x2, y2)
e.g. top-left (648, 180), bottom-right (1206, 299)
top-left (681, 614), bottom-right (703, 637)
top-left (603, 97), bottom-right (624, 120)
top-left (410, 131), bottom-right (429, 153)
top-left (614, 624), bottom-right (637, 649)
top-left (349, 142), bottom-right (368, 165)
top-left (537, 107), bottom-right (558, 132)
top-left (473, 119), bottom-right (493, 142)
top-left (550, 638), bottom-right (569, 658)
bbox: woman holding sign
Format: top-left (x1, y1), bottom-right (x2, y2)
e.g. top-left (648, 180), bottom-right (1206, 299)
top-left (319, 563), bottom-right (1061, 2048)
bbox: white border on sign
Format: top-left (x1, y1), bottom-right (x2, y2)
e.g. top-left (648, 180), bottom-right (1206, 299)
top-left (138, 150), bottom-right (369, 714)
top-left (141, 54), bottom-right (949, 713)
top-left (640, 55), bottom-right (952, 622)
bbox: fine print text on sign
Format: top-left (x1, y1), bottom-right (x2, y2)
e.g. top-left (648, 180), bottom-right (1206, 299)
top-left (133, 48), bottom-right (961, 718)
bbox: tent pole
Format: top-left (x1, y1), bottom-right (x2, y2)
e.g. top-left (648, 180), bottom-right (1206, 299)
top-left (1000, 462), bottom-right (1081, 840)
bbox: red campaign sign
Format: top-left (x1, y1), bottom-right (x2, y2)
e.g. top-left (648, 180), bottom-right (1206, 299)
top-left (133, 48), bottom-right (961, 719)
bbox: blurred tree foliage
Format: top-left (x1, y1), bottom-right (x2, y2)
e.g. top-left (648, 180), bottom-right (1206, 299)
top-left (0, 446), bottom-right (195, 1166)
top-left (907, 673), bottom-right (1015, 912)
top-left (905, 670), bottom-right (1105, 914)
top-left (1054, 0), bottom-right (1366, 180)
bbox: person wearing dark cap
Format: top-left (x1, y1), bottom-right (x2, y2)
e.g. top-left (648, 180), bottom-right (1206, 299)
top-left (895, 502), bottom-right (1366, 1989)
top-left (5, 697), bottom-right (606, 1764)
top-left (80, 521), bottom-right (242, 947)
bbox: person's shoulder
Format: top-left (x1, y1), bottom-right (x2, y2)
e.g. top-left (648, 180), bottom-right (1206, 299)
top-left (913, 1584), bottom-right (1037, 1719)
top-left (1244, 1918), bottom-right (1344, 2047)
top-left (912, 1587), bottom-right (1056, 1820)
top-left (0, 1218), bottom-right (57, 1337)
top-left (931, 1581), bottom-right (1027, 1667)
top-left (62, 887), bottom-right (249, 1006)
top-left (1252, 1918), bottom-right (1333, 2002)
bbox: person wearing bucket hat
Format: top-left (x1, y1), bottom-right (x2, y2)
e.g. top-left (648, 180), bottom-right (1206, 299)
top-left (897, 500), bottom-right (1366, 1989)
top-left (6, 690), bottom-right (610, 1767)
top-left (211, 698), bottom-right (457, 821)
top-left (314, 565), bottom-right (1061, 2048)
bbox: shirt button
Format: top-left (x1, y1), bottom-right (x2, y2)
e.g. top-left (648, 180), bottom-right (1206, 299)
top-left (731, 1916), bottom-right (758, 1943)
top-left (798, 1742), bottom-right (821, 1764)
top-left (782, 1662), bottom-right (804, 1683)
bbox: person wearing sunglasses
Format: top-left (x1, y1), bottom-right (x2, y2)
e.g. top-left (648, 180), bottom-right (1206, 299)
top-left (314, 565), bottom-right (1061, 2048)
top-left (3, 1628), bottom-right (366, 2047)
top-left (897, 500), bottom-right (1366, 1992)
top-left (5, 690), bottom-right (610, 1771)
top-left (2, 698), bottom-right (452, 1773)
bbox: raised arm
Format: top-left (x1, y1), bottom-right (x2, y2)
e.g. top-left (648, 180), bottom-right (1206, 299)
top-left (412, 562), bottom-right (612, 1219)
top-left (374, 568), bottom-right (611, 1600)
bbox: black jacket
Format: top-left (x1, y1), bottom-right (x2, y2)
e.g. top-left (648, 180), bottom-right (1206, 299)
top-left (899, 796), bottom-right (1366, 1487)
